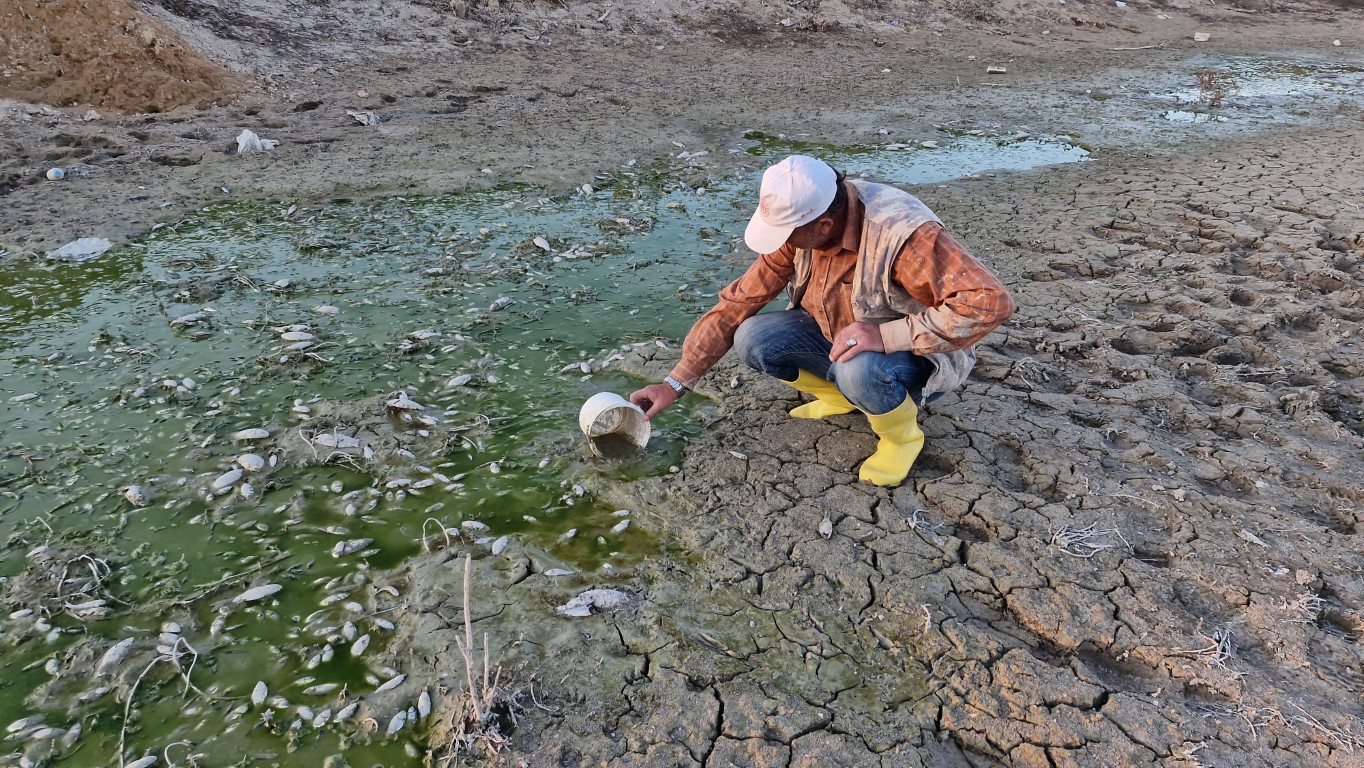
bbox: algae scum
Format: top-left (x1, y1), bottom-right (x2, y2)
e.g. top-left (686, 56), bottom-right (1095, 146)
top-left (0, 138), bottom-right (1085, 766)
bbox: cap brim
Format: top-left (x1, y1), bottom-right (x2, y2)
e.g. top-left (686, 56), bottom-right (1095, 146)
top-left (744, 210), bottom-right (794, 254)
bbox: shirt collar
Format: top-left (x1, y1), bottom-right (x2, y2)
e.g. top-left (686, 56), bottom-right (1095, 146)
top-left (812, 180), bottom-right (862, 257)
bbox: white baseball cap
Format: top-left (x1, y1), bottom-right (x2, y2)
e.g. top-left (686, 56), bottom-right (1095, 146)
top-left (744, 155), bottom-right (838, 254)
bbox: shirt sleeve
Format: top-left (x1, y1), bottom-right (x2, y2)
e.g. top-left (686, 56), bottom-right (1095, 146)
top-left (668, 246), bottom-right (796, 387)
top-left (877, 224), bottom-right (1015, 355)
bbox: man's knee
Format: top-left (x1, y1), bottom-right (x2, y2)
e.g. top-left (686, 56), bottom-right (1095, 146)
top-left (732, 317), bottom-right (761, 364)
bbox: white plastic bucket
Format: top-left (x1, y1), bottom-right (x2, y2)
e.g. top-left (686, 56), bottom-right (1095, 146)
top-left (578, 392), bottom-right (650, 457)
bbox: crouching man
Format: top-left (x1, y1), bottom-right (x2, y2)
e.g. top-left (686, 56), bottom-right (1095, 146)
top-left (630, 155), bottom-right (1015, 486)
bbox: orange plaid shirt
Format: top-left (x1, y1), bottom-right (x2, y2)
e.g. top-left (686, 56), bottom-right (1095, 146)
top-left (669, 182), bottom-right (1015, 388)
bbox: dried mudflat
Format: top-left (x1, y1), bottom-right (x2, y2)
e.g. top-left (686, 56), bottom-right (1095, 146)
top-left (392, 127), bottom-right (1364, 767)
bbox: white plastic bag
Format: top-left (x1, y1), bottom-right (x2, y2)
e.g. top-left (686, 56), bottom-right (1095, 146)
top-left (48, 237), bottom-right (111, 262)
top-left (236, 129), bottom-right (279, 154)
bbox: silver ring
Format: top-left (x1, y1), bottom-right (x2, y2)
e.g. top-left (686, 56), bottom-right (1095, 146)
top-left (846, 338), bottom-right (858, 347)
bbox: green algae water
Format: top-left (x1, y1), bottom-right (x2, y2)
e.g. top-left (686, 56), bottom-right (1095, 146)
top-left (0, 137), bottom-right (1087, 767)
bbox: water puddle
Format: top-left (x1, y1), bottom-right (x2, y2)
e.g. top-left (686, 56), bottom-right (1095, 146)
top-left (743, 129), bottom-right (1090, 181)
top-left (0, 135), bottom-right (1089, 765)
top-left (1154, 58), bottom-right (1364, 122)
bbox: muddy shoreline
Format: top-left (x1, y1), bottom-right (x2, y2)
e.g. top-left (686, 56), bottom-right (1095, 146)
top-left (3, 0), bottom-right (1364, 765)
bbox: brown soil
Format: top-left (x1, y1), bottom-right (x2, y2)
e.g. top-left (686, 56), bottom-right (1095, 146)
top-left (0, 0), bottom-right (236, 113)
top-left (3, 0), bottom-right (1364, 766)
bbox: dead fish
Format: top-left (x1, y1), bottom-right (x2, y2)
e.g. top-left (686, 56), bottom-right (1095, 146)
top-left (556, 588), bottom-right (631, 617)
top-left (386, 710), bottom-right (407, 735)
top-left (126, 756), bottom-right (158, 768)
top-left (557, 528), bottom-right (577, 542)
top-left (313, 433), bottom-right (361, 449)
top-left (331, 538), bottom-right (373, 557)
top-left (280, 331), bottom-right (316, 343)
top-left (302, 683), bottom-right (339, 696)
top-left (372, 618), bottom-right (395, 632)
top-left (96, 638), bottom-right (136, 676)
top-left (312, 708), bottom-right (332, 727)
top-left (532, 236), bottom-right (551, 251)
top-left (350, 633), bottom-right (371, 656)
top-left (819, 516), bottom-right (833, 539)
top-left (386, 393), bottom-right (424, 411)
top-left (610, 520), bottom-right (630, 534)
top-left (489, 296), bottom-right (514, 311)
top-left (232, 428), bottom-right (271, 441)
top-left (417, 690), bottom-right (431, 718)
top-left (445, 374), bottom-right (473, 388)
top-left (491, 536), bottom-right (510, 556)
top-left (251, 681), bottom-right (268, 707)
top-left (375, 673), bottom-right (406, 693)
top-left (169, 311), bottom-right (209, 327)
top-left (313, 305), bottom-right (340, 315)
top-left (234, 584), bottom-right (283, 603)
top-left (211, 468), bottom-right (243, 492)
top-left (335, 702), bottom-right (359, 722)
top-left (122, 485), bottom-right (151, 507)
top-left (6, 717), bottom-right (43, 734)
top-left (543, 568), bottom-right (575, 577)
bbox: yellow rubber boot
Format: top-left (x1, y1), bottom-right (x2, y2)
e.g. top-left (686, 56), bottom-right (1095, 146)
top-left (858, 397), bottom-right (925, 487)
top-left (785, 370), bottom-right (858, 419)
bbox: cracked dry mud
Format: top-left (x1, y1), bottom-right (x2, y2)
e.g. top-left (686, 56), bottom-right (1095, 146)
top-left (384, 131), bottom-right (1364, 766)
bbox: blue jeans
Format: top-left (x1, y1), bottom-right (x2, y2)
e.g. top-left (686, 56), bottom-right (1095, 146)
top-left (732, 310), bottom-right (934, 415)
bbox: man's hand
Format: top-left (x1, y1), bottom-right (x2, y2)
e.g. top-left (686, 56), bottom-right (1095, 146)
top-left (830, 321), bottom-right (885, 363)
top-left (630, 383), bottom-right (679, 419)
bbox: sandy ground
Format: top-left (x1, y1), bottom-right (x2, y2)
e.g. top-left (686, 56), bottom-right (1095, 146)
top-left (3, 0), bottom-right (1364, 765)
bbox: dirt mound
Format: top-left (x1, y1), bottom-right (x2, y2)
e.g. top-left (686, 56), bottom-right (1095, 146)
top-left (0, 0), bottom-right (236, 112)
